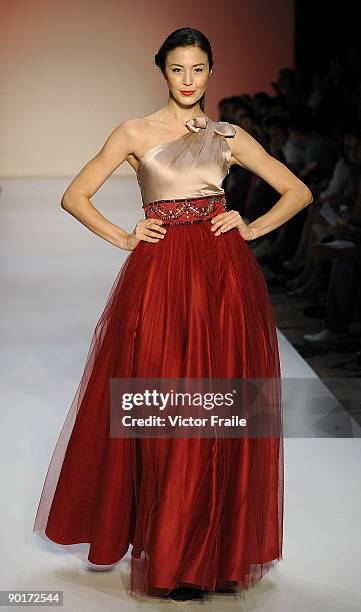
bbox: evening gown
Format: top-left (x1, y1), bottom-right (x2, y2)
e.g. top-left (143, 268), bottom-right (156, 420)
top-left (33, 115), bottom-right (284, 598)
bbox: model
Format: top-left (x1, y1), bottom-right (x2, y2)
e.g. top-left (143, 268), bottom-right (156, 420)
top-left (33, 27), bottom-right (313, 602)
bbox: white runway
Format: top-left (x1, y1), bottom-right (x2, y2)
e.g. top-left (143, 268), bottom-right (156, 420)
top-left (1, 178), bottom-right (360, 610)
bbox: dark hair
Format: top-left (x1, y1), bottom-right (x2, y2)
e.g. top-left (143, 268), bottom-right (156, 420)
top-left (254, 92), bottom-right (272, 103)
top-left (287, 105), bottom-right (314, 133)
top-left (154, 28), bottom-right (213, 112)
top-left (263, 115), bottom-right (288, 133)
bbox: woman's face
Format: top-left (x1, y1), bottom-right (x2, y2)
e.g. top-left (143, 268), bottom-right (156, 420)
top-left (164, 45), bottom-right (211, 108)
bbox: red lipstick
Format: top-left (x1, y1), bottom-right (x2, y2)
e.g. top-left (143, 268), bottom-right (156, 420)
top-left (180, 90), bottom-right (195, 96)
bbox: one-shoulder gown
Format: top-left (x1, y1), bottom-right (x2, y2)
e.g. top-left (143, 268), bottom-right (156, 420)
top-left (33, 115), bottom-right (284, 598)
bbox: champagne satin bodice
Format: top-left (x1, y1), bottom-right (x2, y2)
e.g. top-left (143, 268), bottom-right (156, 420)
top-left (136, 116), bottom-right (236, 206)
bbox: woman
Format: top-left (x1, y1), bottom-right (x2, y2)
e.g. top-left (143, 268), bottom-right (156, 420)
top-left (33, 28), bottom-right (313, 602)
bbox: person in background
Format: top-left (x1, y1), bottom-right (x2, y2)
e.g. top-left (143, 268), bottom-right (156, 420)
top-left (287, 106), bottom-right (337, 188)
top-left (218, 96), bottom-right (250, 123)
top-left (252, 107), bottom-right (338, 270)
top-left (236, 108), bottom-right (267, 145)
top-left (271, 67), bottom-right (307, 107)
top-left (285, 128), bottom-right (361, 295)
top-left (304, 174), bottom-right (361, 344)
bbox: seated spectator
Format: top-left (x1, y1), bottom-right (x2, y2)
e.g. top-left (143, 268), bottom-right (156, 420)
top-left (236, 108), bottom-right (267, 146)
top-left (304, 245), bottom-right (361, 344)
top-left (218, 96), bottom-right (251, 123)
top-left (253, 92), bottom-right (273, 122)
top-left (303, 174), bottom-right (361, 343)
top-left (271, 67), bottom-right (307, 107)
top-left (249, 107), bottom-right (336, 264)
top-left (285, 128), bottom-right (361, 295)
top-left (287, 105), bottom-right (337, 187)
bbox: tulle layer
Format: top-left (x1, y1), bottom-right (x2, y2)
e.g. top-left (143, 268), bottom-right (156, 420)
top-left (33, 196), bottom-right (283, 598)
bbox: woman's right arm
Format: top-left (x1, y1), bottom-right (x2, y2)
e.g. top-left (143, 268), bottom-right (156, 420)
top-left (60, 119), bottom-right (166, 251)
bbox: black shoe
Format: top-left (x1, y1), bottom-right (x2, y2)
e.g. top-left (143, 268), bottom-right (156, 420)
top-left (168, 587), bottom-right (205, 601)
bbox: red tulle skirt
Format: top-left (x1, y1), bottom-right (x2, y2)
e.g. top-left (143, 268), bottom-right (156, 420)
top-left (33, 194), bottom-right (283, 599)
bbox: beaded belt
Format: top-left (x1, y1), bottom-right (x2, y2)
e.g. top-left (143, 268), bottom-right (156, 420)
top-left (142, 193), bottom-right (227, 226)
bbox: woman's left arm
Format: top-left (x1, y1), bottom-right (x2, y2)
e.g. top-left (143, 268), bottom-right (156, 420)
top-left (211, 125), bottom-right (314, 241)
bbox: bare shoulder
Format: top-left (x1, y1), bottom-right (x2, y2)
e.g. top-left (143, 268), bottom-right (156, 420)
top-left (102, 117), bottom-right (143, 152)
top-left (109, 113), bottom-right (161, 146)
top-left (99, 116), bottom-right (154, 172)
top-left (115, 113), bottom-right (162, 138)
top-left (108, 113), bottom-right (172, 171)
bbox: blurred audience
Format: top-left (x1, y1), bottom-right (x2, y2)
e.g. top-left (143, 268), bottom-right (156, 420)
top-left (219, 46), bottom-right (361, 353)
